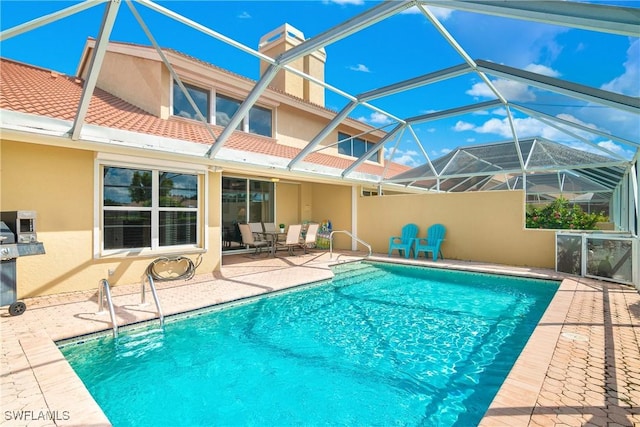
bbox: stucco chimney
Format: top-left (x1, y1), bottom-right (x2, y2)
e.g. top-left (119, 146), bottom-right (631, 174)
top-left (259, 24), bottom-right (326, 106)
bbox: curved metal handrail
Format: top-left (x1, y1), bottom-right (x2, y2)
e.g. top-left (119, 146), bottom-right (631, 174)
top-left (142, 274), bottom-right (165, 327)
top-left (329, 230), bottom-right (372, 259)
top-left (97, 279), bottom-right (118, 338)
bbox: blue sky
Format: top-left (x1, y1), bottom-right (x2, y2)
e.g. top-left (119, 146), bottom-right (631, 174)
top-left (1, 0), bottom-right (638, 167)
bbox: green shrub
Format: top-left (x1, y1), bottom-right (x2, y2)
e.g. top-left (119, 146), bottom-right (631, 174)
top-left (526, 197), bottom-right (606, 230)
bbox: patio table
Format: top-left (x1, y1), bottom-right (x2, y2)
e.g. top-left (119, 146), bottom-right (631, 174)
top-left (261, 231), bottom-right (286, 257)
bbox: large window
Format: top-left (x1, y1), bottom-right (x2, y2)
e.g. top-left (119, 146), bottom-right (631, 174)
top-left (216, 94), bottom-right (273, 137)
top-left (172, 81), bottom-right (210, 121)
top-left (172, 81), bottom-right (273, 137)
top-left (249, 104), bottom-right (273, 137)
top-left (338, 132), bottom-right (375, 158)
top-left (102, 166), bottom-right (199, 251)
top-left (215, 94), bottom-right (241, 130)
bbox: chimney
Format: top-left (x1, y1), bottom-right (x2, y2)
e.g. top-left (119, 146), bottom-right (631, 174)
top-left (259, 24), bottom-right (326, 106)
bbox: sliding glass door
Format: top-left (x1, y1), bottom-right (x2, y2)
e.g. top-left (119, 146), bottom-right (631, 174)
top-left (222, 177), bottom-right (274, 251)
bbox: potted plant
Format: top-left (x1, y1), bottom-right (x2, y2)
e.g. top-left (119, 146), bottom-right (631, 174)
top-left (279, 223), bottom-right (285, 233)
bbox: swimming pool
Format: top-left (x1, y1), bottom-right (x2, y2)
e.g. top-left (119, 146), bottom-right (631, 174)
top-left (59, 262), bottom-right (558, 426)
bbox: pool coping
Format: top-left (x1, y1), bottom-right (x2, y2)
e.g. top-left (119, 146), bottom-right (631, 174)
top-left (1, 253), bottom-right (637, 426)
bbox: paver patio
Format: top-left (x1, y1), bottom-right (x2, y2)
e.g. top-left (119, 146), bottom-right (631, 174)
top-left (1, 252), bottom-right (638, 426)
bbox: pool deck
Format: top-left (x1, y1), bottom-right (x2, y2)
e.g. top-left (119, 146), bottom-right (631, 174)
top-left (1, 251), bottom-right (638, 426)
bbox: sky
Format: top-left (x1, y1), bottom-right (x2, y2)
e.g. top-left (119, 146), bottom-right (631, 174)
top-left (1, 0), bottom-right (638, 167)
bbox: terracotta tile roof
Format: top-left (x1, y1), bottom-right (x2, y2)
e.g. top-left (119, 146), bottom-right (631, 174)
top-left (0, 57), bottom-right (410, 179)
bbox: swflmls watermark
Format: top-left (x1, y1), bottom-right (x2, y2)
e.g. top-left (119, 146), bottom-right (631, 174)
top-left (4, 410), bottom-right (70, 422)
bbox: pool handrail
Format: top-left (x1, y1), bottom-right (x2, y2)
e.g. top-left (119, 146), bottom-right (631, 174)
top-left (142, 274), bottom-right (165, 328)
top-left (97, 278), bottom-right (118, 338)
top-left (329, 230), bottom-right (372, 259)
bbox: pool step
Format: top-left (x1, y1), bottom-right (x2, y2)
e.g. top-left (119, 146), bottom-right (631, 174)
top-left (333, 263), bottom-right (387, 286)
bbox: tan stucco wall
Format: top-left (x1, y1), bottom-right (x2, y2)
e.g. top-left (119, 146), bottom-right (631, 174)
top-left (1, 140), bottom-right (220, 298)
top-left (276, 105), bottom-right (382, 163)
top-left (276, 105), bottom-right (331, 150)
top-left (310, 183), bottom-right (352, 249)
top-left (1, 138), bottom-right (555, 298)
top-left (86, 50), bottom-right (167, 117)
top-left (304, 54), bottom-right (325, 106)
top-left (275, 182), bottom-right (300, 227)
top-left (357, 191), bottom-right (556, 268)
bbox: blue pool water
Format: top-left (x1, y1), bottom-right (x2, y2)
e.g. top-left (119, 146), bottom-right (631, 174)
top-left (59, 262), bottom-right (558, 426)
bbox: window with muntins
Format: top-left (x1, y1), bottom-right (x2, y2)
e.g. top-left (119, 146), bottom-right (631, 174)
top-left (338, 132), bottom-right (375, 158)
top-left (172, 81), bottom-right (273, 137)
top-left (173, 81), bottom-right (210, 121)
top-left (216, 93), bottom-right (273, 137)
top-left (102, 166), bottom-right (199, 251)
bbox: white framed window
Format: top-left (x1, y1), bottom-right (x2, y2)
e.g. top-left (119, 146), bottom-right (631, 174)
top-left (171, 79), bottom-right (273, 138)
top-left (172, 81), bottom-right (211, 121)
top-left (338, 132), bottom-right (375, 158)
top-left (95, 155), bottom-right (206, 257)
top-left (216, 93), bottom-right (273, 137)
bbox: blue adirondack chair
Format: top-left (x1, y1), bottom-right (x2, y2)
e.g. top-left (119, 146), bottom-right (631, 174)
top-left (388, 223), bottom-right (419, 258)
top-left (412, 223), bottom-right (446, 261)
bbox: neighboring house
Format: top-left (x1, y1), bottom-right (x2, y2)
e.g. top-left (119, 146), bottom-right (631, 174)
top-left (0, 24), bottom-right (411, 296)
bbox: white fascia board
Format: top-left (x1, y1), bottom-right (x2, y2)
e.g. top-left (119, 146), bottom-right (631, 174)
top-left (214, 146), bottom-right (384, 183)
top-left (1, 109), bottom-right (390, 185)
top-left (1, 109), bottom-right (211, 157)
top-left (79, 124), bottom-right (212, 157)
top-left (1, 110), bottom-right (75, 137)
top-left (208, 148), bottom-right (388, 186)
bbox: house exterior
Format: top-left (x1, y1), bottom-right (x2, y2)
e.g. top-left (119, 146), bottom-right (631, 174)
top-left (0, 25), bottom-right (420, 297)
top-left (5, 22), bottom-right (632, 298)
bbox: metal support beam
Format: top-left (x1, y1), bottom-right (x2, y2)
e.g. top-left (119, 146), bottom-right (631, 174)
top-left (511, 103), bottom-right (640, 148)
top-left (342, 124), bottom-right (404, 178)
top-left (421, 0), bottom-right (640, 37)
top-left (205, 64), bottom-right (280, 158)
top-left (0, 0), bottom-right (106, 41)
top-left (278, 1), bottom-right (414, 66)
top-left (71, 0), bottom-right (121, 141)
top-left (406, 99), bottom-right (502, 124)
top-left (477, 60), bottom-right (640, 114)
top-left (357, 63), bottom-right (470, 102)
top-left (288, 101), bottom-right (359, 169)
top-left (126, 0), bottom-right (218, 144)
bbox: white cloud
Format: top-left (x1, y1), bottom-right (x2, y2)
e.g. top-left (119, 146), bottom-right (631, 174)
top-left (474, 118), bottom-right (513, 137)
top-left (466, 79), bottom-right (536, 102)
top-left (449, 16), bottom-right (568, 67)
top-left (401, 5), bottom-right (453, 20)
top-left (237, 11), bottom-right (251, 19)
top-left (369, 112), bottom-right (391, 124)
top-left (524, 63), bottom-right (561, 78)
top-left (454, 121), bottom-right (474, 131)
top-left (450, 113), bottom-right (622, 151)
top-left (601, 39), bottom-right (640, 97)
top-left (356, 111), bottom-right (392, 125)
top-left (384, 147), bottom-right (422, 167)
top-left (327, 0), bottom-right (364, 5)
top-left (348, 64), bottom-right (370, 73)
top-left (597, 140), bottom-right (635, 160)
top-left (555, 113), bottom-right (599, 133)
top-left (430, 148), bottom-right (452, 158)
